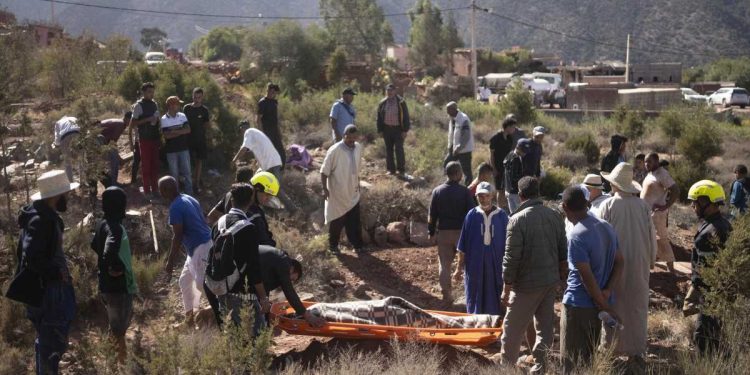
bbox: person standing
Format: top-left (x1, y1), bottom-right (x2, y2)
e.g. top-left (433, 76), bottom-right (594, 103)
top-left (184, 87), bottom-right (211, 194)
top-left (686, 180), bottom-right (732, 354)
top-left (161, 96), bottom-right (193, 195)
top-left (376, 83), bottom-right (411, 176)
top-left (633, 154), bottom-right (647, 185)
top-left (582, 174), bottom-right (610, 217)
top-left (523, 126), bottom-right (546, 178)
top-left (160, 176), bottom-right (213, 330)
top-left (600, 135), bottom-right (628, 192)
top-left (257, 83), bottom-right (285, 168)
top-left (729, 164), bottom-right (749, 218)
top-left (321, 125), bottom-right (364, 253)
top-left (10, 170), bottom-right (78, 374)
top-left (504, 138), bottom-right (533, 214)
top-left (97, 112), bottom-right (131, 187)
top-left (597, 163), bottom-right (657, 369)
top-left (129, 82), bottom-right (161, 199)
top-left (456, 182), bottom-right (508, 315)
top-left (428, 161), bottom-right (475, 304)
top-left (640, 153), bottom-right (679, 274)
top-left (560, 186), bottom-right (624, 373)
top-left (489, 114), bottom-right (526, 208)
top-left (444, 101), bottom-right (475, 186)
top-left (329, 88), bottom-right (357, 142)
top-left (500, 176), bottom-right (567, 374)
top-left (53, 116), bottom-right (81, 182)
top-left (90, 186), bottom-right (136, 363)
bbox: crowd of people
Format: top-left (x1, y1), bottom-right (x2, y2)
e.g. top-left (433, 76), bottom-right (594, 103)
top-left (7, 82), bottom-right (744, 374)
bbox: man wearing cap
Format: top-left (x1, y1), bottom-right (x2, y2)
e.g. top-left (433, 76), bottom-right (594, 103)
top-left (183, 87), bottom-right (211, 194)
top-left (597, 163), bottom-right (657, 368)
top-left (97, 112), bottom-right (132, 187)
top-left (600, 135), bottom-right (628, 192)
top-left (329, 88), bottom-right (357, 142)
top-left (257, 83), bottom-right (285, 169)
top-left (376, 84), bottom-right (410, 176)
top-left (321, 124), bottom-right (364, 253)
top-left (503, 138), bottom-right (533, 214)
top-left (456, 181), bottom-right (509, 315)
top-left (489, 114), bottom-right (527, 208)
top-left (523, 126), bottom-right (546, 178)
top-left (53, 116), bottom-right (81, 183)
top-left (444, 101), bottom-right (475, 186)
top-left (641, 153), bottom-right (679, 274)
top-left (428, 161), bottom-right (475, 304)
top-left (10, 170), bottom-right (78, 374)
top-left (161, 96), bottom-right (193, 195)
top-left (582, 174), bottom-right (610, 217)
top-left (128, 82), bottom-right (161, 198)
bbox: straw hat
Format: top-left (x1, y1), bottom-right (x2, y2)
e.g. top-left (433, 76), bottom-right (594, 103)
top-left (601, 163), bottom-right (641, 194)
top-left (582, 174), bottom-right (604, 190)
top-left (31, 170), bottom-right (79, 200)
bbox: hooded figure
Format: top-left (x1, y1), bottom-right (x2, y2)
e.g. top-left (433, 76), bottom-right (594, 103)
top-left (600, 135), bottom-right (628, 192)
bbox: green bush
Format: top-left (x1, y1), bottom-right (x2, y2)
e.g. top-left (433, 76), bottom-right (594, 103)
top-left (497, 80), bottom-right (537, 125)
top-left (565, 132), bottom-right (600, 164)
top-left (551, 147), bottom-right (588, 171)
top-left (613, 105), bottom-right (645, 146)
top-left (668, 161), bottom-right (710, 202)
top-left (133, 255), bottom-right (162, 296)
top-left (677, 119), bottom-right (723, 166)
top-left (540, 166), bottom-right (573, 200)
top-left (703, 214), bottom-right (750, 318)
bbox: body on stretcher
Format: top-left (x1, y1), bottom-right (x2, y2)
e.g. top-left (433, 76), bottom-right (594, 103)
top-left (270, 301), bottom-right (503, 346)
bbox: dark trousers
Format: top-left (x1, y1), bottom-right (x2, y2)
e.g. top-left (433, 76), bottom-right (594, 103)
top-left (329, 203), bottom-right (363, 250)
top-left (383, 127), bottom-right (405, 173)
top-left (694, 312), bottom-right (721, 355)
top-left (560, 304), bottom-right (601, 374)
top-left (131, 141), bottom-right (140, 185)
top-left (26, 283), bottom-right (76, 375)
top-left (443, 152), bottom-right (472, 186)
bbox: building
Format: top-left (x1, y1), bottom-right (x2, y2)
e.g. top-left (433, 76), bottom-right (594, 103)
top-left (28, 22), bottom-right (64, 47)
top-left (628, 63), bottom-right (682, 84)
top-left (386, 45), bottom-right (410, 71)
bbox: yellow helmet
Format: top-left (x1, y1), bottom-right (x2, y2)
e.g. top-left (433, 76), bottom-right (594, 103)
top-left (687, 180), bottom-right (725, 203)
top-left (250, 171), bottom-right (279, 196)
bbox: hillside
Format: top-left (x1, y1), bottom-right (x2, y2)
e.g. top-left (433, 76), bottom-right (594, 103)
top-left (3, 0), bottom-right (750, 64)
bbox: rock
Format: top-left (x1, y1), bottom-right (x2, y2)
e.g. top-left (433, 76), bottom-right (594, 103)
top-left (359, 180), bottom-right (373, 190)
top-left (309, 208), bottom-right (325, 232)
top-left (373, 226), bottom-right (388, 247)
top-left (24, 159), bottom-right (35, 169)
top-left (404, 176), bottom-right (428, 189)
top-left (409, 221), bottom-right (433, 247)
top-left (386, 221), bottom-right (408, 244)
top-left (77, 213), bottom-right (94, 228)
top-left (361, 229), bottom-right (371, 245)
top-left (329, 279), bottom-right (346, 288)
top-left (38, 161), bottom-right (50, 170)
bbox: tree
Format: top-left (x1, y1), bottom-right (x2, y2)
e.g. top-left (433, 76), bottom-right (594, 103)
top-left (190, 27), bottom-right (244, 62)
top-left (407, 0), bottom-right (463, 77)
top-left (319, 0), bottom-right (393, 60)
top-left (327, 46), bottom-right (348, 83)
top-left (140, 27), bottom-right (168, 50)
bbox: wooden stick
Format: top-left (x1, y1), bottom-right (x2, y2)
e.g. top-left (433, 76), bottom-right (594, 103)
top-left (149, 209), bottom-right (159, 254)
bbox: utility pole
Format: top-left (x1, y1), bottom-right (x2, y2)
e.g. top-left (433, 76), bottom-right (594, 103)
top-left (470, 0), bottom-right (478, 97)
top-left (625, 34), bottom-right (631, 83)
top-left (50, 0), bottom-right (55, 24)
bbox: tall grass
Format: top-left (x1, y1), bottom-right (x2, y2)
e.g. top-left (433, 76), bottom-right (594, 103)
top-left (133, 255), bottom-right (163, 296)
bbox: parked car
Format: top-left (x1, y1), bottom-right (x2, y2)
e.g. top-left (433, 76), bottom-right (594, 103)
top-left (144, 52), bottom-right (166, 66)
top-left (680, 88), bottom-right (708, 104)
top-left (707, 87), bottom-right (749, 108)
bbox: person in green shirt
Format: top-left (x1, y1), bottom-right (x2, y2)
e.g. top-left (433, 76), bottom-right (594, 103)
top-left (91, 186), bottom-right (137, 363)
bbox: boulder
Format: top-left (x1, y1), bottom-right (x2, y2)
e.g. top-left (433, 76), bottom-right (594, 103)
top-left (386, 221), bottom-right (408, 245)
top-left (409, 221), bottom-right (433, 247)
top-left (373, 226), bottom-right (388, 247)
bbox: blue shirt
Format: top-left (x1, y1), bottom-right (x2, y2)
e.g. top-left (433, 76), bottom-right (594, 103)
top-left (329, 100), bottom-right (356, 137)
top-left (168, 194), bottom-right (211, 256)
top-left (730, 179), bottom-right (748, 213)
top-left (563, 215), bottom-right (618, 308)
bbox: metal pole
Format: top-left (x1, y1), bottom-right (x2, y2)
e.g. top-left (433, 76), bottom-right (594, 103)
top-left (625, 34), bottom-right (631, 83)
top-left (51, 0), bottom-right (55, 24)
top-left (470, 0), bottom-right (478, 97)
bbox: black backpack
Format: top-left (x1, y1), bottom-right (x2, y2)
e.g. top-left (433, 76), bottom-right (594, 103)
top-left (204, 213), bottom-right (253, 296)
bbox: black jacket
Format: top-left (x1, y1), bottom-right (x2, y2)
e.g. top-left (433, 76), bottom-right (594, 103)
top-left (16, 201), bottom-right (65, 282)
top-left (504, 151), bottom-right (524, 194)
top-left (91, 219), bottom-right (128, 294)
top-left (211, 210), bottom-right (263, 294)
top-left (691, 212), bottom-right (732, 287)
top-left (213, 193), bottom-right (276, 247)
top-left (600, 136), bottom-right (627, 192)
top-left (376, 95), bottom-right (410, 133)
top-left (259, 246), bottom-right (306, 315)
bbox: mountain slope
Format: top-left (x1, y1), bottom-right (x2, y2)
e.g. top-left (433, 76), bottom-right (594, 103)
top-left (2, 0), bottom-right (749, 64)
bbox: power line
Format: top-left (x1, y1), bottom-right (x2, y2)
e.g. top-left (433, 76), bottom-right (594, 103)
top-left (477, 6), bottom-right (744, 59)
top-left (38, 0), bottom-right (470, 20)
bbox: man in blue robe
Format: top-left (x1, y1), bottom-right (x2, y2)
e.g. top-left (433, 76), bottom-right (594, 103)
top-left (456, 181), bottom-right (509, 315)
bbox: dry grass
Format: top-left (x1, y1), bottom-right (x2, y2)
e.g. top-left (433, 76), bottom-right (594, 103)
top-left (648, 308), bottom-right (695, 348)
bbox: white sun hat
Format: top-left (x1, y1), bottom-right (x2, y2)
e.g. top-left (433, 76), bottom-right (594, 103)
top-left (31, 170), bottom-right (79, 200)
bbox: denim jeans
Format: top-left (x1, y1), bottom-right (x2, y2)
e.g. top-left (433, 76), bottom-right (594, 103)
top-left (26, 282), bottom-right (76, 375)
top-left (506, 192), bottom-right (521, 214)
top-left (167, 150), bottom-right (193, 195)
top-left (219, 294), bottom-right (266, 338)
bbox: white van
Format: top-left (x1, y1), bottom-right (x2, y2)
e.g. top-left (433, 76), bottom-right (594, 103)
top-left (144, 52), bottom-right (166, 66)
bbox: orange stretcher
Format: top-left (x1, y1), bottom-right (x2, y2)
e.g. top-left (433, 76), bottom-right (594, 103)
top-left (270, 301), bottom-right (502, 346)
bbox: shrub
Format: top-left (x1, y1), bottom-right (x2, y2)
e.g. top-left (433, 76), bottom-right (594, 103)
top-left (668, 161), bottom-right (710, 202)
top-left (703, 214), bottom-right (750, 318)
top-left (613, 105), bottom-right (645, 146)
top-left (540, 166), bottom-right (573, 200)
top-left (677, 120), bottom-right (723, 166)
top-left (405, 125), bottom-right (446, 179)
top-left (565, 132), bottom-right (600, 164)
top-left (551, 147), bottom-right (588, 171)
top-left (133, 255), bottom-right (163, 296)
top-left (497, 80), bottom-right (537, 125)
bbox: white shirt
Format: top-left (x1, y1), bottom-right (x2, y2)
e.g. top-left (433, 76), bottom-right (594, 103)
top-left (448, 111), bottom-right (474, 154)
top-left (320, 141), bottom-right (362, 223)
top-left (160, 112), bottom-right (188, 129)
top-left (53, 116), bottom-right (80, 146)
top-left (479, 87), bottom-right (492, 100)
top-left (240, 128), bottom-right (282, 170)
